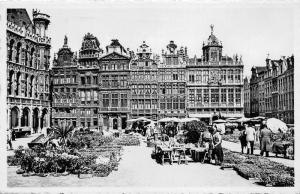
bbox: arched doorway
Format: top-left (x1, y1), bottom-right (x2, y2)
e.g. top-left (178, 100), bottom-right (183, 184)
top-left (32, 108), bottom-right (39, 133)
top-left (10, 107), bottom-right (19, 128)
top-left (21, 108), bottom-right (30, 127)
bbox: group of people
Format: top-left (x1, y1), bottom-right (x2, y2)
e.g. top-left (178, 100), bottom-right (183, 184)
top-left (199, 124), bottom-right (223, 165)
top-left (239, 120), bottom-right (272, 157)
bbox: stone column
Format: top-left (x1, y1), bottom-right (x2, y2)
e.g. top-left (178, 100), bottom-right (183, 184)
top-left (38, 111), bottom-right (42, 133)
top-left (109, 116), bottom-right (113, 131)
top-left (7, 108), bottom-right (11, 129)
top-left (18, 108), bottom-right (23, 127)
top-left (118, 115), bottom-right (122, 130)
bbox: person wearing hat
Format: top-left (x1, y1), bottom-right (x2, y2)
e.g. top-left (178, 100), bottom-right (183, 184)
top-left (259, 120), bottom-right (272, 157)
top-left (212, 127), bottom-right (223, 165)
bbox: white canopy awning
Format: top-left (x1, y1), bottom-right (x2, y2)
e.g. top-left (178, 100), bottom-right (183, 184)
top-left (189, 113), bottom-right (212, 118)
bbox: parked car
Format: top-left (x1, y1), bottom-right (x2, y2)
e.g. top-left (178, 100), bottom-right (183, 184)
top-left (13, 126), bottom-right (32, 137)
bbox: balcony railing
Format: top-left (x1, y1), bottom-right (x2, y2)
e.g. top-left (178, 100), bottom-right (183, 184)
top-left (99, 107), bottom-right (130, 112)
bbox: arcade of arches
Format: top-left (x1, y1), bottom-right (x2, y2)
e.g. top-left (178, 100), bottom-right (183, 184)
top-left (8, 106), bottom-right (50, 133)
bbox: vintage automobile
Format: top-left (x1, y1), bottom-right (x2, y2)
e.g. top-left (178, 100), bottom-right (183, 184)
top-left (13, 126), bottom-right (32, 137)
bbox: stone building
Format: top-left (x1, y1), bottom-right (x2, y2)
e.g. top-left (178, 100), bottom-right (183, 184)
top-left (77, 33), bottom-right (102, 129)
top-left (187, 25), bottom-right (244, 124)
top-left (130, 41), bottom-right (159, 120)
top-left (98, 39), bottom-right (131, 130)
top-left (250, 66), bottom-right (266, 117)
top-left (158, 41), bottom-right (187, 119)
top-left (249, 55), bottom-right (294, 124)
top-left (51, 36), bottom-right (78, 127)
top-left (7, 9), bottom-right (51, 133)
top-left (243, 77), bottom-right (250, 117)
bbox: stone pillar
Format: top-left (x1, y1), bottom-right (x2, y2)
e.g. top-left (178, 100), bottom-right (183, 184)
top-left (7, 108), bottom-right (11, 129)
top-left (38, 110), bottom-right (42, 133)
top-left (118, 115), bottom-right (122, 130)
top-left (109, 116), bottom-right (113, 131)
top-left (18, 108), bottom-right (23, 127)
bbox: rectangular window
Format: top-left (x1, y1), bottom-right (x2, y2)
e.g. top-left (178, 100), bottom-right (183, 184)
top-left (211, 89), bottom-right (219, 103)
top-left (196, 89), bottom-right (202, 106)
top-left (221, 70), bottom-right (226, 82)
top-left (228, 88), bottom-right (234, 103)
top-left (145, 100), bottom-right (151, 109)
top-left (179, 84), bottom-right (185, 94)
top-left (87, 77), bottom-right (91, 84)
top-left (180, 98), bottom-right (185, 109)
top-left (81, 77), bottom-right (85, 85)
top-left (93, 76), bottom-right (98, 84)
top-left (102, 75), bottom-right (109, 87)
top-left (189, 89), bottom-right (195, 107)
top-left (132, 85), bottom-right (137, 94)
top-left (152, 100), bottom-right (157, 109)
top-left (112, 75), bottom-right (118, 87)
top-left (138, 100), bottom-right (144, 109)
top-left (173, 74), bottom-right (178, 80)
top-left (80, 91), bottom-right (85, 101)
top-left (121, 94), bottom-right (127, 107)
top-left (228, 70), bottom-right (234, 83)
top-left (172, 84), bottom-right (178, 94)
top-left (160, 98), bottom-right (165, 110)
top-left (236, 88), bottom-right (241, 104)
top-left (93, 91), bottom-right (98, 102)
top-left (203, 71), bottom-right (209, 83)
top-left (166, 84), bottom-right (172, 95)
top-left (112, 93), bottom-right (118, 107)
top-left (221, 88), bottom-right (226, 103)
top-left (204, 89), bottom-right (209, 103)
top-left (167, 98), bottom-right (172, 109)
top-left (152, 85), bottom-right (157, 94)
top-left (103, 94), bottom-right (109, 107)
top-left (189, 74), bottom-right (195, 83)
top-left (139, 85), bottom-right (144, 95)
top-left (86, 91), bottom-right (91, 101)
top-left (145, 85), bottom-right (151, 94)
top-left (173, 98), bottom-right (179, 109)
top-left (93, 118), bottom-right (98, 126)
top-left (196, 71), bottom-right (202, 83)
top-left (132, 100), bottom-right (138, 109)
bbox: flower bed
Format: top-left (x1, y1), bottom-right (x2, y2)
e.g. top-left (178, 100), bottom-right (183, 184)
top-left (113, 134), bottom-right (140, 146)
top-left (222, 148), bottom-right (294, 186)
top-left (8, 131), bottom-right (128, 178)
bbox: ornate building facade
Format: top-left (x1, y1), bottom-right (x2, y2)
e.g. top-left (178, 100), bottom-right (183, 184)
top-left (51, 36), bottom-right (78, 127)
top-left (243, 77), bottom-right (250, 117)
top-left (77, 33), bottom-right (102, 129)
top-left (249, 55), bottom-right (294, 124)
top-left (98, 39), bottom-right (131, 130)
top-left (7, 9), bottom-right (51, 132)
top-left (158, 41), bottom-right (187, 119)
top-left (130, 41), bottom-right (159, 120)
top-left (187, 26), bottom-right (244, 124)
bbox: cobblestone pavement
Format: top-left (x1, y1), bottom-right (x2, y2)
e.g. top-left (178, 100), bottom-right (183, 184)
top-left (222, 140), bottom-right (294, 167)
top-left (8, 140), bottom-right (262, 187)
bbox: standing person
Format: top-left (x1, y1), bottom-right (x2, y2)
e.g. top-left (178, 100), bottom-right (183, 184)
top-left (200, 127), bottom-right (214, 163)
top-left (239, 125), bottom-right (247, 154)
top-left (259, 121), bottom-right (272, 157)
top-left (12, 128), bottom-right (16, 141)
top-left (7, 129), bottom-right (13, 150)
top-left (245, 123), bottom-right (256, 154)
top-left (212, 128), bottom-right (223, 165)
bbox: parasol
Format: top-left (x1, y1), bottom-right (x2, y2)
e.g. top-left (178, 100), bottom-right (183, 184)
top-left (266, 118), bottom-right (288, 133)
top-left (213, 119), bottom-right (226, 123)
top-left (158, 118), bottom-right (172, 122)
top-left (236, 117), bottom-right (250, 123)
top-left (253, 116), bottom-right (266, 120)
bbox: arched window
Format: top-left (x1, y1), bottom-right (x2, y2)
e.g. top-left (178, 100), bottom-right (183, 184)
top-left (30, 48), bottom-right (35, 67)
top-left (8, 39), bottom-right (14, 61)
top-left (15, 42), bottom-right (22, 63)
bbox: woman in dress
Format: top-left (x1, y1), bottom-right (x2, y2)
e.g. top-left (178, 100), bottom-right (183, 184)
top-left (212, 128), bottom-right (223, 165)
top-left (259, 122), bottom-right (272, 157)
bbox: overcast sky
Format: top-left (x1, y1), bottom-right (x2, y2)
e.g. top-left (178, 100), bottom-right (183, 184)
top-left (21, 2), bottom-right (296, 77)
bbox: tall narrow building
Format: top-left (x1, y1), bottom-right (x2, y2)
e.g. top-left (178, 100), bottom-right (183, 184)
top-left (7, 9), bottom-right (51, 133)
top-left (77, 33), bottom-right (102, 129)
top-left (99, 39), bottom-right (131, 130)
top-left (130, 41), bottom-right (159, 120)
top-left (51, 36), bottom-right (78, 127)
top-left (158, 41), bottom-right (187, 119)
